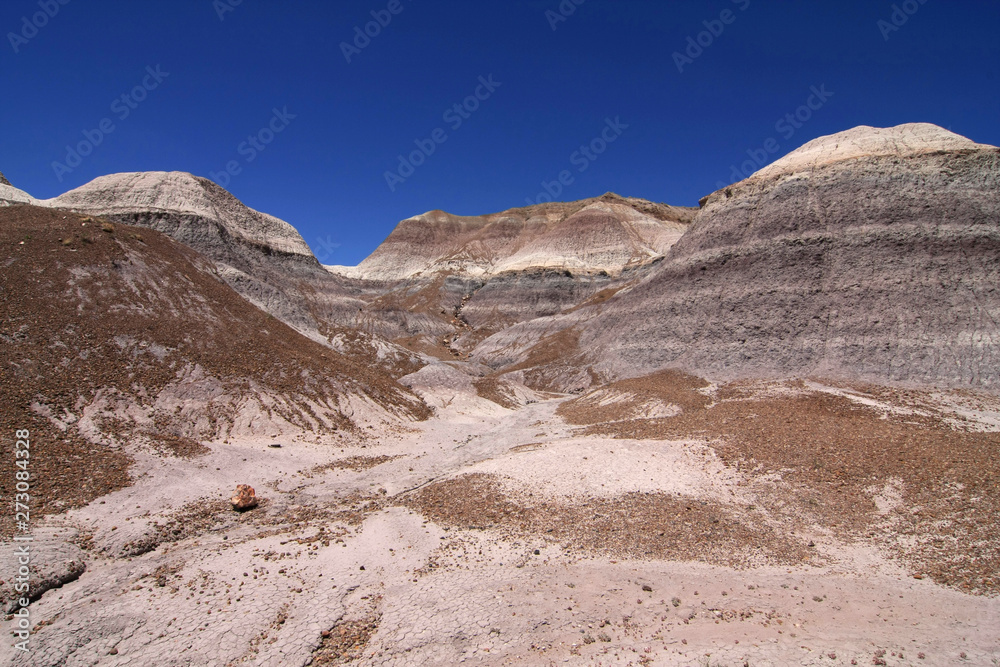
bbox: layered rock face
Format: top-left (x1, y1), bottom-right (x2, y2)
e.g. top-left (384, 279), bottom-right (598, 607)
top-left (30, 171), bottom-right (698, 367)
top-left (569, 124), bottom-right (1000, 387)
top-left (9, 123), bottom-right (995, 392)
top-left (46, 171), bottom-right (313, 256)
top-left (460, 197), bottom-right (692, 331)
top-left (340, 194), bottom-right (694, 281)
top-left (334, 194), bottom-right (696, 357)
top-left (44, 172), bottom-right (363, 338)
top-left (0, 171), bottom-right (37, 206)
top-left (6, 126), bottom-right (1000, 666)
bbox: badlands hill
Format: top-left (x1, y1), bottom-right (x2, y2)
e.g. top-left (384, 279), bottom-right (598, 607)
top-left (332, 194), bottom-right (697, 359)
top-left (44, 172), bottom-right (364, 339)
top-left (3, 124), bottom-right (1000, 666)
top-left (7, 123), bottom-right (996, 390)
top-left (334, 194), bottom-right (695, 281)
top-left (0, 205), bottom-right (428, 533)
top-left (21, 172), bottom-right (698, 372)
top-left (473, 123), bottom-right (1000, 390)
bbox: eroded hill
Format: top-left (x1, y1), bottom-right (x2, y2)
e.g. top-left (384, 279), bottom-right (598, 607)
top-left (472, 124), bottom-right (1000, 392)
top-left (0, 205), bottom-right (428, 534)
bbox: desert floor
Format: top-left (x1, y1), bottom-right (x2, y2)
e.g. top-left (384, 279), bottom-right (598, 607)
top-left (4, 377), bottom-right (999, 666)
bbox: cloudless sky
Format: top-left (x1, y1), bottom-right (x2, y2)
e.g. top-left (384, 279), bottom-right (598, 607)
top-left (2, 0), bottom-right (998, 265)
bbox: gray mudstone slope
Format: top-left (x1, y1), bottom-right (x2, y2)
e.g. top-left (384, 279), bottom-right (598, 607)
top-left (579, 124), bottom-right (1000, 388)
top-left (44, 171), bottom-right (363, 338)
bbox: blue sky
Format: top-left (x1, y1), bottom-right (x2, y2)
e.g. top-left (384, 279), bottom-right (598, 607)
top-left (2, 0), bottom-right (998, 265)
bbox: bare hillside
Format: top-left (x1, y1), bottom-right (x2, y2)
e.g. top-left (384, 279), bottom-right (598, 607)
top-left (0, 205), bottom-right (428, 535)
top-left (44, 172), bottom-right (367, 341)
top-left (334, 193), bottom-right (697, 360)
top-left (474, 124), bottom-right (1000, 391)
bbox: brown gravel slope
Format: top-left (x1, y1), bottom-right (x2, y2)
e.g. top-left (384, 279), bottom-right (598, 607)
top-left (402, 473), bottom-right (812, 568)
top-left (560, 372), bottom-right (1000, 596)
top-left (0, 205), bottom-right (428, 535)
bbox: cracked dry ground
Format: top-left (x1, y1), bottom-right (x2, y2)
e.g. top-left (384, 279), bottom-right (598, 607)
top-left (4, 374), bottom-right (1000, 666)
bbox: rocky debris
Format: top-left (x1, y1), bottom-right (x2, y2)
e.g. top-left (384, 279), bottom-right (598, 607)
top-left (146, 432), bottom-right (210, 459)
top-left (402, 472), bottom-right (812, 567)
top-left (323, 326), bottom-right (425, 380)
top-left (0, 205), bottom-right (429, 536)
top-left (471, 377), bottom-right (521, 409)
top-left (0, 528), bottom-right (86, 613)
top-left (231, 485), bottom-right (259, 511)
top-left (476, 325), bottom-right (596, 394)
top-left (562, 372), bottom-right (1000, 596)
top-left (311, 606), bottom-right (382, 665)
top-left (308, 455), bottom-right (400, 476)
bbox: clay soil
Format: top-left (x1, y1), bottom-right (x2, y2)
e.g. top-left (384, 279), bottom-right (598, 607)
top-left (561, 373), bottom-right (1000, 596)
top-left (0, 206), bottom-right (428, 537)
